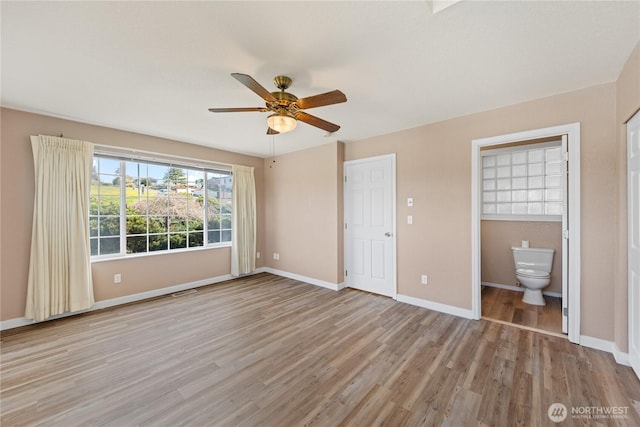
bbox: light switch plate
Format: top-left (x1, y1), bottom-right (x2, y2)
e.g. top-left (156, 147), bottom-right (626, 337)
top-left (407, 197), bottom-right (413, 207)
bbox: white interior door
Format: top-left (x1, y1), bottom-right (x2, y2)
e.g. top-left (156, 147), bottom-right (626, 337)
top-left (627, 111), bottom-right (640, 379)
top-left (344, 154), bottom-right (396, 297)
top-left (561, 135), bottom-right (569, 334)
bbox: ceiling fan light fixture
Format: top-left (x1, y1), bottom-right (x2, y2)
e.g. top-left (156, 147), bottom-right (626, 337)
top-left (210, 73), bottom-right (345, 134)
top-left (267, 113), bottom-right (297, 133)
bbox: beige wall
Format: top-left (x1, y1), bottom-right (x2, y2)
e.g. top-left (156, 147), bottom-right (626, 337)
top-left (263, 141), bottom-right (344, 284)
top-left (615, 42), bottom-right (640, 352)
top-left (345, 82), bottom-right (618, 341)
top-left (481, 221), bottom-right (563, 294)
top-left (2, 43), bottom-right (638, 350)
top-left (0, 108), bottom-right (265, 321)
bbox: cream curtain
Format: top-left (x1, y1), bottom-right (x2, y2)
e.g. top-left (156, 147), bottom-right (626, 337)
top-left (231, 165), bottom-right (256, 276)
top-left (25, 135), bottom-right (95, 321)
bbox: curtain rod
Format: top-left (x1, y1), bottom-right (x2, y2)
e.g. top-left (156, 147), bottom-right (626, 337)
top-left (92, 142), bottom-right (233, 169)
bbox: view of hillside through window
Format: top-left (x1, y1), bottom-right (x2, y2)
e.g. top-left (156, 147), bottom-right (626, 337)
top-left (90, 156), bottom-right (232, 257)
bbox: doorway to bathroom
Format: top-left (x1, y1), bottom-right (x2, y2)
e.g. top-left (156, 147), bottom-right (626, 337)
top-left (471, 123), bottom-right (581, 344)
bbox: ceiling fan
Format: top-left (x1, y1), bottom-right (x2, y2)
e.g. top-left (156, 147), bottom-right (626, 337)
top-left (209, 73), bottom-right (347, 135)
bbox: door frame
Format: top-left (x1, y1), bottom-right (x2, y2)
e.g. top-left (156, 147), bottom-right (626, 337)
top-left (627, 110), bottom-right (640, 378)
top-left (471, 123), bottom-right (581, 344)
top-left (343, 153), bottom-right (397, 298)
top-left (561, 134), bottom-right (569, 333)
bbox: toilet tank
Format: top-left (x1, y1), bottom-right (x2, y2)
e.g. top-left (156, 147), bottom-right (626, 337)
top-left (511, 247), bottom-right (555, 273)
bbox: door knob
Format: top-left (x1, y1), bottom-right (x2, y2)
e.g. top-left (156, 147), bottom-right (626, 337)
top-left (385, 232), bottom-right (392, 237)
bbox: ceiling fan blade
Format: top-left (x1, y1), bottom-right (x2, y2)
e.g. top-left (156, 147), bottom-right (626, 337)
top-left (295, 111), bottom-right (340, 133)
top-left (208, 107), bottom-right (268, 113)
top-left (231, 73), bottom-right (277, 102)
top-left (296, 90), bottom-right (347, 110)
top-left (266, 127), bottom-right (279, 135)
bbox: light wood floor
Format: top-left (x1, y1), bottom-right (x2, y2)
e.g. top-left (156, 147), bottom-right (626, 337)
top-left (2, 273), bottom-right (639, 426)
top-left (481, 286), bottom-right (563, 336)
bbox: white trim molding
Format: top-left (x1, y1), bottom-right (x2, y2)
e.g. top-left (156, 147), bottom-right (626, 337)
top-left (580, 335), bottom-right (631, 366)
top-left (1, 269), bottom-right (344, 331)
top-left (2, 267), bottom-right (631, 367)
top-left (1, 268), bottom-right (347, 331)
top-left (261, 267), bottom-right (344, 291)
top-left (0, 273), bottom-right (235, 331)
top-left (396, 294), bottom-right (475, 320)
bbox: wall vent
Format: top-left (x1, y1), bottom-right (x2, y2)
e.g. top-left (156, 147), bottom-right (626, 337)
top-left (171, 289), bottom-right (197, 298)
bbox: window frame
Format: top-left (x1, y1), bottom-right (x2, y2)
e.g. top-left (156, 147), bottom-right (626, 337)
top-left (90, 153), bottom-right (232, 260)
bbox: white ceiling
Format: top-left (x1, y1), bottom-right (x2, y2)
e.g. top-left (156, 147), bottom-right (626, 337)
top-left (2, 1), bottom-right (639, 158)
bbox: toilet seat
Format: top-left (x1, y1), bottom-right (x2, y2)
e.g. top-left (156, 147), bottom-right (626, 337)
top-left (516, 268), bottom-right (550, 279)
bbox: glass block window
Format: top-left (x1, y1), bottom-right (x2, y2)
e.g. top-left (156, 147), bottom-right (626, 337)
top-left (481, 142), bottom-right (564, 221)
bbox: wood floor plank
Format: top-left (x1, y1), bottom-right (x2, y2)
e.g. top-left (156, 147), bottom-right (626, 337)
top-left (482, 286), bottom-right (563, 335)
top-left (2, 273), bottom-right (639, 426)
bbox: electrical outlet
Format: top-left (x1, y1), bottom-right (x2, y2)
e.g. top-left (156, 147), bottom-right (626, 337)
top-left (421, 274), bottom-right (428, 285)
top-left (256, 252), bottom-right (261, 259)
top-left (276, 253), bottom-right (280, 260)
top-left (407, 215), bottom-right (413, 225)
top-left (273, 253), bottom-right (277, 260)
top-left (114, 273), bottom-right (122, 284)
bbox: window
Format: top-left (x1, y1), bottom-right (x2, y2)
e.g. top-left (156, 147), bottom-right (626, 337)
top-left (481, 141), bottom-right (564, 221)
top-left (90, 155), bottom-right (232, 257)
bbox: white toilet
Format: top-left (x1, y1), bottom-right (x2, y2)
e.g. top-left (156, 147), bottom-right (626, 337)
top-left (511, 246), bottom-right (555, 306)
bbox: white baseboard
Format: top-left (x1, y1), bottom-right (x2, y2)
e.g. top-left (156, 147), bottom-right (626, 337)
top-left (264, 269), bottom-right (471, 320)
top-left (396, 293), bottom-right (474, 320)
top-left (580, 335), bottom-right (631, 366)
top-left (0, 273), bottom-right (235, 331)
top-left (93, 274), bottom-right (235, 309)
top-left (482, 281), bottom-right (562, 298)
top-left (3, 270), bottom-right (630, 370)
top-left (1, 269), bottom-right (342, 331)
top-left (613, 345), bottom-right (630, 366)
top-left (260, 267), bottom-right (343, 291)
top-left (0, 317), bottom-right (36, 331)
